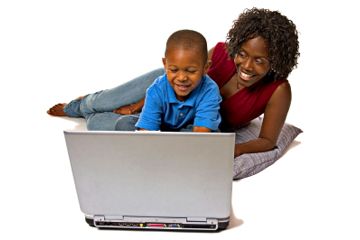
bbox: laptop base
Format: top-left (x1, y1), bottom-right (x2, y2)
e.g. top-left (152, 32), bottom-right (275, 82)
top-left (85, 216), bottom-right (229, 232)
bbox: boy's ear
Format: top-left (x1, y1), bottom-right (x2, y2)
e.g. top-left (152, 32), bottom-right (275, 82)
top-left (204, 60), bottom-right (212, 74)
top-left (162, 57), bottom-right (167, 67)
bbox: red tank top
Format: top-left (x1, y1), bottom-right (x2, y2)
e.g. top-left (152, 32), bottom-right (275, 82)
top-left (207, 42), bottom-right (287, 130)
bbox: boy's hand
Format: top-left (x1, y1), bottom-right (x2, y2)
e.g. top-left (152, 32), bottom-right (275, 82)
top-left (192, 126), bottom-right (211, 132)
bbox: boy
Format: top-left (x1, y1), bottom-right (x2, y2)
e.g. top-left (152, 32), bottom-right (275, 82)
top-left (48, 30), bottom-right (221, 132)
top-left (122, 29), bottom-right (221, 132)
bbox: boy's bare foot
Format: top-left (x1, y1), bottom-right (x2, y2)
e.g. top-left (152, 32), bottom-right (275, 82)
top-left (47, 103), bottom-right (67, 116)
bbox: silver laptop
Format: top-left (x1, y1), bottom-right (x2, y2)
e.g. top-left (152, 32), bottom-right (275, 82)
top-left (64, 130), bottom-right (235, 231)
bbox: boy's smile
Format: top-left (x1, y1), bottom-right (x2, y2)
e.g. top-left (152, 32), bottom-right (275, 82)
top-left (163, 47), bottom-right (209, 101)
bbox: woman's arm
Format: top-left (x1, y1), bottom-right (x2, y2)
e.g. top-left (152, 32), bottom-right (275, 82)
top-left (234, 81), bottom-right (291, 156)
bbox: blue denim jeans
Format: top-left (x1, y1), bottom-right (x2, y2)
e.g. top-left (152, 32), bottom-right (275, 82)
top-left (64, 68), bottom-right (164, 130)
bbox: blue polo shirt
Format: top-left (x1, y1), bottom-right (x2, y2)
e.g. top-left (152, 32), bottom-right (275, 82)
top-left (135, 73), bottom-right (222, 131)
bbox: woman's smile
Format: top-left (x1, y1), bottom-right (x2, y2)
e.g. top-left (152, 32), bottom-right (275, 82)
top-left (237, 69), bottom-right (256, 81)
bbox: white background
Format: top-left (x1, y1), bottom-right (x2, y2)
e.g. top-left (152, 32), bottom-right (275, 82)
top-left (1, 0), bottom-right (359, 239)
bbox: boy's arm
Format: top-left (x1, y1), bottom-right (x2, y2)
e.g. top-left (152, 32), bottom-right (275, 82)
top-left (135, 87), bottom-right (162, 131)
top-left (192, 80), bottom-right (222, 132)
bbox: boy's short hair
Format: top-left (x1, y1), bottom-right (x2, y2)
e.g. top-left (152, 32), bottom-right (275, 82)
top-left (165, 29), bottom-right (208, 64)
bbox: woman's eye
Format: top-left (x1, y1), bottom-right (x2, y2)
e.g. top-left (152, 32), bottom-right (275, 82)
top-left (255, 58), bottom-right (269, 65)
top-left (237, 51), bottom-right (246, 58)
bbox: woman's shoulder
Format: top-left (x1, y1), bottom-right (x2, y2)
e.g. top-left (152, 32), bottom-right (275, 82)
top-left (256, 78), bottom-right (289, 90)
top-left (276, 80), bottom-right (291, 90)
top-left (271, 79), bottom-right (290, 91)
top-left (262, 79), bottom-right (291, 110)
top-left (255, 79), bottom-right (290, 100)
top-left (211, 42), bottom-right (227, 56)
top-left (209, 42), bottom-right (226, 57)
top-left (269, 80), bottom-right (291, 100)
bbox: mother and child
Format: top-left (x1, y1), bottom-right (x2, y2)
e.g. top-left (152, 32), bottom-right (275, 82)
top-left (48, 8), bottom-right (300, 158)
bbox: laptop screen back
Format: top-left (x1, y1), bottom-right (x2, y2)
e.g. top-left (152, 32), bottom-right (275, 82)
top-left (64, 131), bottom-right (235, 231)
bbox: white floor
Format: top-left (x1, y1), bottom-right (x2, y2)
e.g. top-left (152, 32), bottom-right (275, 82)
top-left (1, 1), bottom-right (360, 239)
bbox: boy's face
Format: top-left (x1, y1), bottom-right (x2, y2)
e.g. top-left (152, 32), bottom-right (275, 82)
top-left (162, 47), bottom-right (210, 101)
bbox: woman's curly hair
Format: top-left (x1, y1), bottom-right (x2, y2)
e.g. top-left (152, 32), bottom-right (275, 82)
top-left (226, 8), bottom-right (300, 79)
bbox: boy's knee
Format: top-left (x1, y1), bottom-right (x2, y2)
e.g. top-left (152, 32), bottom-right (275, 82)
top-left (115, 115), bottom-right (139, 131)
top-left (85, 112), bottom-right (119, 131)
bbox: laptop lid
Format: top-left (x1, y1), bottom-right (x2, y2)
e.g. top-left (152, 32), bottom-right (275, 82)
top-left (64, 131), bottom-right (235, 231)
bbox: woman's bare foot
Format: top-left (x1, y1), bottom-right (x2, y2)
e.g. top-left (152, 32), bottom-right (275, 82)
top-left (47, 103), bottom-right (67, 116)
top-left (113, 98), bottom-right (144, 115)
top-left (113, 104), bottom-right (136, 115)
top-left (47, 96), bottom-right (84, 117)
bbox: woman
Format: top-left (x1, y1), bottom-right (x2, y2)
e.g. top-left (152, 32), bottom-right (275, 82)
top-left (207, 8), bottom-right (299, 156)
top-left (48, 8), bottom-right (299, 157)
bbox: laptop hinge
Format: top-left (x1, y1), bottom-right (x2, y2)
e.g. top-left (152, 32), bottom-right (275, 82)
top-left (94, 215), bottom-right (124, 221)
top-left (94, 215), bottom-right (105, 222)
top-left (186, 217), bottom-right (207, 222)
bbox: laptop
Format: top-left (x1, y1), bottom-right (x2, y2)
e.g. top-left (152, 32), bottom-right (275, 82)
top-left (64, 130), bottom-right (235, 231)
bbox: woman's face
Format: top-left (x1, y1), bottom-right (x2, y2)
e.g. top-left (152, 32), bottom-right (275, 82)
top-left (234, 36), bottom-right (271, 88)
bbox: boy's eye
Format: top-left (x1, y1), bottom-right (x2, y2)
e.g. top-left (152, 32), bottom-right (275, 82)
top-left (169, 68), bottom-right (178, 73)
top-left (186, 69), bottom-right (197, 74)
